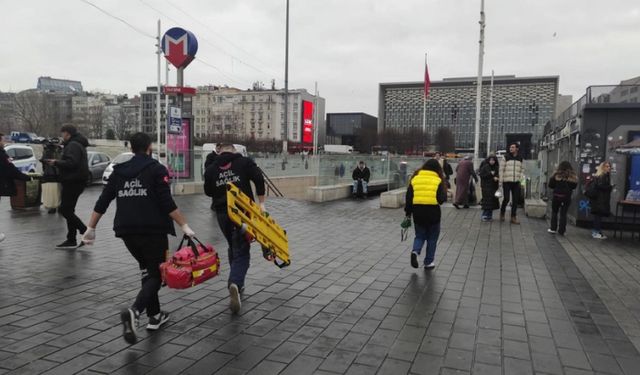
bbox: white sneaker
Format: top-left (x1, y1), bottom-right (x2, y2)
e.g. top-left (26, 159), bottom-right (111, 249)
top-left (0, 233), bottom-right (5, 242)
top-left (229, 284), bottom-right (242, 315)
top-left (592, 233), bottom-right (607, 240)
top-left (547, 229), bottom-right (557, 234)
top-left (424, 262), bottom-right (436, 269)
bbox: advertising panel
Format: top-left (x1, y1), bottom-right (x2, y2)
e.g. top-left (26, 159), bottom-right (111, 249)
top-left (302, 100), bottom-right (314, 144)
top-left (167, 118), bottom-right (191, 179)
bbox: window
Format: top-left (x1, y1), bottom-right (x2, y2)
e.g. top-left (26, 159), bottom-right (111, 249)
top-left (631, 87), bottom-right (638, 93)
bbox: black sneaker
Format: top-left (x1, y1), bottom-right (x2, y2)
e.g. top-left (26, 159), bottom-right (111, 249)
top-left (410, 252), bottom-right (419, 268)
top-left (229, 283), bottom-right (242, 315)
top-left (120, 308), bottom-right (139, 344)
top-left (56, 240), bottom-right (79, 249)
top-left (146, 311), bottom-right (169, 330)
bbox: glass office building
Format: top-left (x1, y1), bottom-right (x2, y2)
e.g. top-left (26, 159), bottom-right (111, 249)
top-left (378, 75), bottom-right (559, 154)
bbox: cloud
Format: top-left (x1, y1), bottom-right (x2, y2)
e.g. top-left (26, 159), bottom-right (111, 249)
top-left (1, 0), bottom-right (639, 116)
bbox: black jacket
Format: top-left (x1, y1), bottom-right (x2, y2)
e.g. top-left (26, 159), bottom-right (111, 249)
top-left (204, 152), bottom-right (266, 212)
top-left (204, 151), bottom-right (218, 170)
top-left (479, 162), bottom-right (500, 210)
top-left (57, 134), bottom-right (89, 183)
top-left (589, 174), bottom-right (612, 217)
top-left (404, 181), bottom-right (447, 226)
top-left (0, 148), bottom-right (30, 196)
top-left (352, 166), bottom-right (370, 182)
top-left (94, 154), bottom-right (177, 237)
top-left (548, 173), bottom-right (577, 200)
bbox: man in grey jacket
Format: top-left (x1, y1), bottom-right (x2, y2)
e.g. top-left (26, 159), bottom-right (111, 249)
top-left (499, 143), bottom-right (524, 224)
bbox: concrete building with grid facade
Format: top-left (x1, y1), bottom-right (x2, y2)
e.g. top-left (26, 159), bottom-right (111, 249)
top-left (378, 75), bottom-right (559, 153)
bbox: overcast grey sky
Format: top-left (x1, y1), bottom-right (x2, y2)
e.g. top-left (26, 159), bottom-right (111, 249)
top-left (2, 0), bottom-right (639, 115)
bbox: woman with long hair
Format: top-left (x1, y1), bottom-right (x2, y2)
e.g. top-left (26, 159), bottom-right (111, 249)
top-left (404, 159), bottom-right (447, 269)
top-left (547, 161), bottom-right (578, 235)
top-left (588, 161), bottom-right (613, 239)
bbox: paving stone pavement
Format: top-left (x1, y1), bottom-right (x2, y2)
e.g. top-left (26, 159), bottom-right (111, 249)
top-left (1, 187), bottom-right (640, 375)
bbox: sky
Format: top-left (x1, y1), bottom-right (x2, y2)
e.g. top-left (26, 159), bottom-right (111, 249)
top-left (2, 0), bottom-right (639, 115)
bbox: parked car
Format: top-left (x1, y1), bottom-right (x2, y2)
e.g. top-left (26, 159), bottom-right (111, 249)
top-left (87, 151), bottom-right (111, 185)
top-left (10, 131), bottom-right (43, 144)
top-left (102, 152), bottom-right (159, 184)
top-left (4, 144), bottom-right (37, 173)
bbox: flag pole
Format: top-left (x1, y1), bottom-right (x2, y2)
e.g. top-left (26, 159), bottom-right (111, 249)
top-left (486, 70), bottom-right (494, 156)
top-left (422, 53), bottom-right (427, 152)
top-left (473, 0), bottom-right (485, 167)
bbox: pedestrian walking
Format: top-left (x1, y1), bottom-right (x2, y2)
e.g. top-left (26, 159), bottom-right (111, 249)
top-left (81, 133), bottom-right (196, 344)
top-left (547, 161), bottom-right (578, 235)
top-left (499, 143), bottom-right (524, 224)
top-left (454, 156), bottom-right (477, 209)
top-left (204, 143), bottom-right (266, 314)
top-left (435, 152), bottom-right (454, 188)
top-left (45, 125), bottom-right (90, 249)
top-left (0, 132), bottom-right (32, 242)
top-left (479, 155), bottom-right (500, 221)
top-left (587, 161), bottom-right (613, 239)
top-left (404, 159), bottom-right (447, 269)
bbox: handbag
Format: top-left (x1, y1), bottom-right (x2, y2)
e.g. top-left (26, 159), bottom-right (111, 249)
top-left (160, 235), bottom-right (220, 289)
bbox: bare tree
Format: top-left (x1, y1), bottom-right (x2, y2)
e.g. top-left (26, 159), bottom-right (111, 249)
top-left (435, 127), bottom-right (456, 153)
top-left (13, 90), bottom-right (56, 135)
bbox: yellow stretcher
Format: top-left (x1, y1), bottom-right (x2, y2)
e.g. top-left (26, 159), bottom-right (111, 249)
top-left (226, 183), bottom-right (290, 268)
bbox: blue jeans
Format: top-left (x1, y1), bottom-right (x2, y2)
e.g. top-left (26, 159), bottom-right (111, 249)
top-left (352, 180), bottom-right (368, 194)
top-left (412, 222), bottom-right (440, 265)
top-left (217, 211), bottom-right (251, 289)
top-left (482, 209), bottom-right (493, 219)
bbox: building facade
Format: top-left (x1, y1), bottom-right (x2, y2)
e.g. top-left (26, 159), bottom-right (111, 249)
top-left (191, 86), bottom-right (326, 145)
top-left (37, 76), bottom-right (83, 94)
top-left (379, 75), bottom-right (559, 155)
top-left (326, 112), bottom-right (378, 151)
top-left (140, 87), bottom-right (177, 135)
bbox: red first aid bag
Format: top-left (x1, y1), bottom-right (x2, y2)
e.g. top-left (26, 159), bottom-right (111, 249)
top-left (160, 236), bottom-right (220, 289)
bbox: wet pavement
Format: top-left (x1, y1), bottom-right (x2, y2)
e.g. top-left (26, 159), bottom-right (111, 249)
top-left (1, 186), bottom-right (639, 374)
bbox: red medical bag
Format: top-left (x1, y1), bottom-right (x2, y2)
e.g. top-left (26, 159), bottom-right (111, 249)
top-left (160, 236), bottom-right (220, 289)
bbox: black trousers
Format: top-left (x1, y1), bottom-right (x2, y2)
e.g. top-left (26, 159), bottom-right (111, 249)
top-left (550, 197), bottom-right (571, 234)
top-left (60, 182), bottom-right (87, 241)
top-left (500, 182), bottom-right (521, 218)
top-left (122, 234), bottom-right (168, 317)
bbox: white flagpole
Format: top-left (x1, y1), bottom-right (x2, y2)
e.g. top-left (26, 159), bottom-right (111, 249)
top-left (473, 0), bottom-right (485, 167)
top-left (422, 53), bottom-right (427, 145)
top-left (156, 19), bottom-right (161, 150)
top-left (486, 70), bottom-right (494, 156)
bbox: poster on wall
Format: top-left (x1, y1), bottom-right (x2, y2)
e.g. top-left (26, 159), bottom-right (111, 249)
top-left (167, 118), bottom-right (191, 179)
top-left (302, 100), bottom-right (314, 144)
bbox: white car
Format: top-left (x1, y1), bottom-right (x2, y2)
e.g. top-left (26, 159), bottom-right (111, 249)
top-left (102, 152), bottom-right (159, 184)
top-left (4, 144), bottom-right (37, 173)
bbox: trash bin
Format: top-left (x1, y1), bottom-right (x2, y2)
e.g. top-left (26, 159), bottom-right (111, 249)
top-left (10, 174), bottom-right (42, 210)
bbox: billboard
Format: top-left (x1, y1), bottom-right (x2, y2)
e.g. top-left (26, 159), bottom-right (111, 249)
top-left (302, 100), bottom-right (314, 144)
top-left (167, 118), bottom-right (192, 179)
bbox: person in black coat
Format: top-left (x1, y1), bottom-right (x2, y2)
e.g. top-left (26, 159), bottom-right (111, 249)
top-left (479, 155), bottom-right (500, 221)
top-left (352, 161), bottom-right (371, 195)
top-left (547, 161), bottom-right (578, 235)
top-left (45, 125), bottom-right (90, 249)
top-left (589, 162), bottom-right (613, 239)
top-left (82, 132), bottom-right (196, 344)
top-left (0, 133), bottom-right (32, 242)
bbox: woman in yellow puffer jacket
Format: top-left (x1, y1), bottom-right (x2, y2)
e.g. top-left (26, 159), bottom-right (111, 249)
top-left (404, 159), bottom-right (448, 269)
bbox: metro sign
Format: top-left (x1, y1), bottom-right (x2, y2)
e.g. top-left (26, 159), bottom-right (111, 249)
top-left (161, 27), bottom-right (198, 69)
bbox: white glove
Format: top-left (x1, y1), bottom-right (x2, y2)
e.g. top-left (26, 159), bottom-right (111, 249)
top-left (260, 203), bottom-right (266, 212)
top-left (82, 227), bottom-right (96, 245)
top-left (181, 224), bottom-right (195, 237)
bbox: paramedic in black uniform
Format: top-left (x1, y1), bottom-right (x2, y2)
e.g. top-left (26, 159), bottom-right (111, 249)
top-left (204, 143), bottom-right (266, 315)
top-left (82, 132), bottom-right (196, 344)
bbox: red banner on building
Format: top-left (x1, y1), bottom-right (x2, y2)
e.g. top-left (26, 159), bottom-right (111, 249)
top-left (302, 100), bottom-right (314, 144)
top-left (163, 86), bottom-right (197, 96)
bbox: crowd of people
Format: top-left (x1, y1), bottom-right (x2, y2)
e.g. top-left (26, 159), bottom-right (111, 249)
top-left (402, 142), bottom-right (615, 270)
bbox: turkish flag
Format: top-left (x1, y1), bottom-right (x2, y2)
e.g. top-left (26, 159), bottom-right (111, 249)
top-left (424, 62), bottom-right (431, 98)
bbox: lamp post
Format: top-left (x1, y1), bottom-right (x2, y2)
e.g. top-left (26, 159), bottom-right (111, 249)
top-left (282, 0), bottom-right (289, 153)
top-left (472, 0), bottom-right (485, 167)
